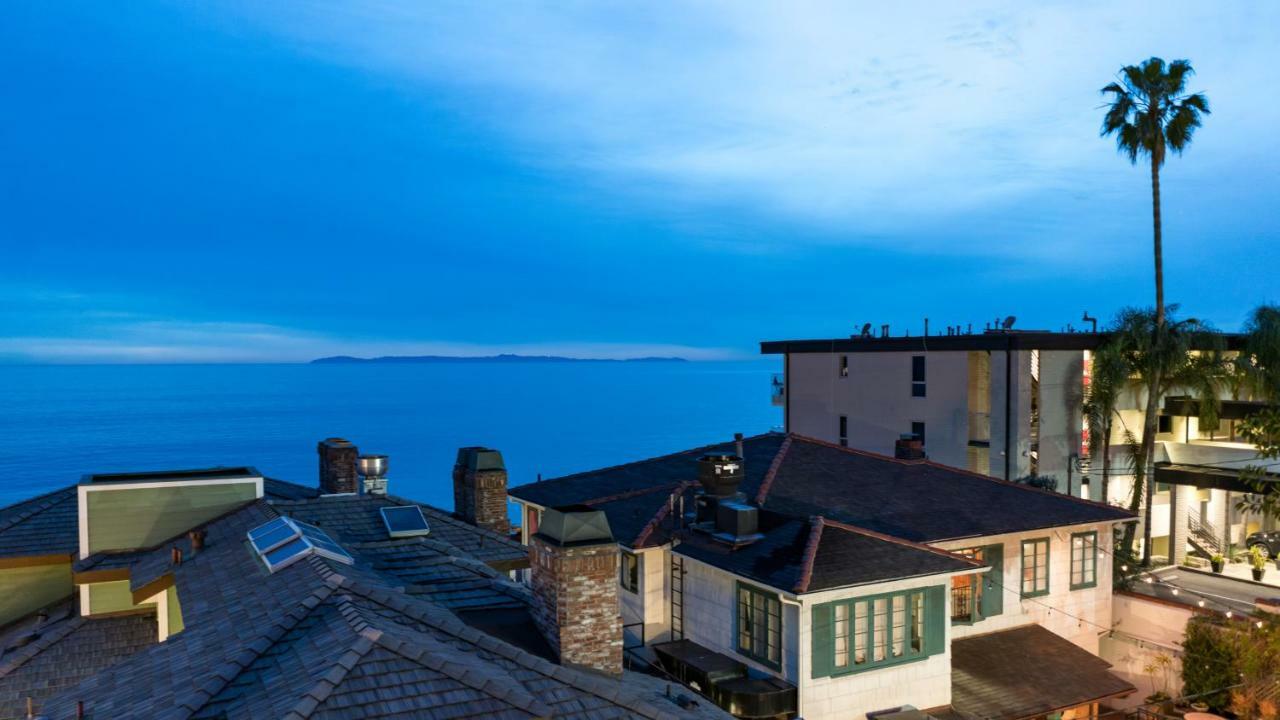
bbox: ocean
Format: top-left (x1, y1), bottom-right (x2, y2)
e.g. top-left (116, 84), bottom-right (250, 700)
top-left (0, 361), bottom-right (782, 508)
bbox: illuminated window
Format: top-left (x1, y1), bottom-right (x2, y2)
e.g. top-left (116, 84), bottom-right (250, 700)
top-left (1070, 531), bottom-right (1097, 589)
top-left (1021, 538), bottom-right (1050, 597)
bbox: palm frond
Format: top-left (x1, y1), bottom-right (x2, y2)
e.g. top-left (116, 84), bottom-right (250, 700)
top-left (1165, 59), bottom-right (1194, 95)
top-left (1165, 104), bottom-right (1203, 151)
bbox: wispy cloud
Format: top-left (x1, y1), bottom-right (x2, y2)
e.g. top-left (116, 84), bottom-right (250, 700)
top-left (0, 318), bottom-right (740, 364)
top-left (226, 0), bottom-right (1279, 256)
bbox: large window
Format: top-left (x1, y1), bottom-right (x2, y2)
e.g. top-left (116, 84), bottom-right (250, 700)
top-left (737, 582), bottom-right (781, 667)
top-left (911, 356), bottom-right (926, 397)
top-left (1021, 538), bottom-right (1050, 598)
top-left (1070, 531), bottom-right (1097, 589)
top-left (839, 415), bottom-right (848, 447)
top-left (812, 586), bottom-right (944, 678)
top-left (840, 355), bottom-right (849, 378)
top-left (620, 550), bottom-right (640, 593)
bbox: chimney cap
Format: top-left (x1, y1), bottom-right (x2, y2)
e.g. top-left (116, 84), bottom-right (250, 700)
top-left (456, 447), bottom-right (506, 471)
top-left (536, 505), bottom-right (614, 547)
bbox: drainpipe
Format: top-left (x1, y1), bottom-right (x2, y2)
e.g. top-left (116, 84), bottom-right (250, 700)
top-left (1004, 346), bottom-right (1012, 481)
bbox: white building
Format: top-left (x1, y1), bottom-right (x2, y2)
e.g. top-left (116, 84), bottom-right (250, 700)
top-left (510, 432), bottom-right (1137, 720)
top-left (763, 328), bottom-right (1276, 566)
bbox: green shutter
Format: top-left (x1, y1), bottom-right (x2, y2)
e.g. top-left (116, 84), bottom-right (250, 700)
top-left (980, 543), bottom-right (1004, 618)
top-left (924, 585), bottom-right (945, 656)
top-left (811, 603), bottom-right (835, 678)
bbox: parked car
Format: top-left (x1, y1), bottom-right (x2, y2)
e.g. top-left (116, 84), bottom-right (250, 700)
top-left (1246, 530), bottom-right (1280, 559)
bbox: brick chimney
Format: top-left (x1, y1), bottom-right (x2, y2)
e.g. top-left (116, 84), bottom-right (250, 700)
top-left (453, 447), bottom-right (510, 534)
top-left (318, 438), bottom-right (359, 494)
top-left (894, 434), bottom-right (926, 461)
top-left (529, 505), bottom-right (623, 677)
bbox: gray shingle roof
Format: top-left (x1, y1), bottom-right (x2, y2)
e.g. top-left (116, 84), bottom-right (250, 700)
top-left (0, 486), bottom-right (78, 559)
top-left (5, 496), bottom-right (722, 720)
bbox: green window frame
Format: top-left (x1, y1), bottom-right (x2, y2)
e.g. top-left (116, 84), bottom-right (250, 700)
top-left (1070, 531), bottom-right (1098, 590)
top-left (619, 550), bottom-right (640, 594)
top-left (736, 582), bottom-right (781, 668)
top-left (1021, 538), bottom-right (1050, 598)
top-left (950, 544), bottom-right (1005, 624)
top-left (811, 585), bottom-right (945, 678)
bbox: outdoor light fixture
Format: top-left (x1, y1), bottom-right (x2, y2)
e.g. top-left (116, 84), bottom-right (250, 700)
top-left (1198, 600), bottom-right (1206, 607)
top-left (1226, 611), bottom-right (1233, 618)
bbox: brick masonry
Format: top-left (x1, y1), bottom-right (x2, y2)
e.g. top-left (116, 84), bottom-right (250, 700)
top-left (529, 535), bottom-right (623, 678)
top-left (318, 438), bottom-right (359, 495)
top-left (453, 448), bottom-right (511, 535)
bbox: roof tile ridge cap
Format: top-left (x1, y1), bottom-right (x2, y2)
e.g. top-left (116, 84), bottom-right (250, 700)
top-left (631, 481), bottom-right (692, 548)
top-left (280, 629), bottom-right (383, 720)
top-left (923, 459), bottom-right (1137, 514)
top-left (0, 614), bottom-right (87, 678)
top-left (787, 433), bottom-right (914, 464)
top-left (0, 485), bottom-right (76, 534)
top-left (181, 580), bottom-right (342, 718)
top-left (793, 516), bottom-right (825, 594)
top-left (818, 518), bottom-right (985, 567)
top-left (370, 628), bottom-right (554, 717)
top-left (514, 432), bottom-right (780, 490)
top-left (754, 435), bottom-right (794, 505)
top-left (581, 481), bottom-right (682, 507)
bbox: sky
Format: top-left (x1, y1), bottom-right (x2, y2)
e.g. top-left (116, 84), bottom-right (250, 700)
top-left (2, 1), bottom-right (1277, 363)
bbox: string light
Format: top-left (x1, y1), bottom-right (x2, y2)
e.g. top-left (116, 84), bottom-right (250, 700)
top-left (1226, 611), bottom-right (1233, 619)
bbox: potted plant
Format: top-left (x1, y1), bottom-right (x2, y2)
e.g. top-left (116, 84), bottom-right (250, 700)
top-left (1250, 545), bottom-right (1267, 581)
top-left (1189, 701), bottom-right (1210, 712)
top-left (1211, 553), bottom-right (1225, 573)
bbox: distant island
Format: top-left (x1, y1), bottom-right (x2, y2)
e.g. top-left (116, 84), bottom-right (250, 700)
top-left (311, 353), bottom-right (688, 364)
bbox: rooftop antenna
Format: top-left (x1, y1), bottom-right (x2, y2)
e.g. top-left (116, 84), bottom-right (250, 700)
top-left (1002, 315), bottom-right (1017, 330)
top-left (1082, 311), bottom-right (1097, 333)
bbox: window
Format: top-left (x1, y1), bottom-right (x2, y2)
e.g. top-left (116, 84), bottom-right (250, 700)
top-left (951, 547), bottom-right (984, 623)
top-left (911, 421), bottom-right (925, 447)
top-left (812, 586), bottom-right (943, 678)
top-left (1070, 531), bottom-right (1097, 589)
top-left (840, 355), bottom-right (849, 378)
top-left (526, 506), bottom-right (541, 537)
top-left (737, 582), bottom-right (781, 667)
top-left (620, 550), bottom-right (640, 593)
top-left (1158, 414), bottom-right (1173, 434)
top-left (911, 356), bottom-right (926, 397)
top-left (1021, 538), bottom-right (1050, 597)
top-left (839, 415), bottom-right (848, 447)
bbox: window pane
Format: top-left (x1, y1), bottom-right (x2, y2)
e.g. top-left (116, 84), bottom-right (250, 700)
top-left (872, 598), bottom-right (887, 661)
top-left (834, 604), bottom-right (849, 667)
top-left (911, 592), bottom-right (924, 653)
top-left (891, 595), bottom-right (906, 657)
top-left (853, 602), bottom-right (868, 664)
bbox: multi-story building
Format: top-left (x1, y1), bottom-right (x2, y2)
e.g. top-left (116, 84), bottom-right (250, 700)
top-left (762, 326), bottom-right (1276, 565)
top-left (509, 432), bottom-right (1137, 720)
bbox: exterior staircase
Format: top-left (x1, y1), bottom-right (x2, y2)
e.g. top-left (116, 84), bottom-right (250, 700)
top-left (1187, 513), bottom-right (1222, 559)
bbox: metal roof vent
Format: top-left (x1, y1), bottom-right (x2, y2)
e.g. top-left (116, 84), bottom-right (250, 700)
top-left (536, 505), bottom-right (614, 547)
top-left (357, 454), bottom-right (389, 496)
top-left (697, 453), bottom-right (743, 498)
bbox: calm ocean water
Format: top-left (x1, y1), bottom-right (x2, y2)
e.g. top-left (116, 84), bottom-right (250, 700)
top-left (0, 361), bottom-right (781, 508)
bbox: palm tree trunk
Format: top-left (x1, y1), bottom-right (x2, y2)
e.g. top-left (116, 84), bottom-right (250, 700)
top-left (1100, 419), bottom-right (1111, 502)
top-left (1138, 379), bottom-right (1160, 564)
top-left (1151, 155), bottom-right (1164, 329)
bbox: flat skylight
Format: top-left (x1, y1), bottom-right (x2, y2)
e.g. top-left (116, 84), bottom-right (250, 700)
top-left (380, 505), bottom-right (431, 538)
top-left (247, 516), bottom-right (354, 572)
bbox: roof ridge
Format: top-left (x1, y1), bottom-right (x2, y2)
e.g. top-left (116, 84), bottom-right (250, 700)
top-left (173, 577), bottom-right (340, 718)
top-left (630, 482), bottom-right (691, 548)
top-left (793, 516), bottom-right (825, 593)
top-left (817, 517), bottom-right (986, 568)
top-left (754, 435), bottom-right (793, 505)
top-left (0, 485), bottom-right (76, 535)
top-left (582, 482), bottom-right (681, 507)
top-left (512, 431), bottom-right (781, 491)
top-left (280, 627), bottom-right (383, 720)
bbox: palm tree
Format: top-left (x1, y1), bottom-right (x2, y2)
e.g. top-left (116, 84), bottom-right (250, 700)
top-left (1108, 307), bottom-right (1225, 561)
top-left (1084, 342), bottom-right (1129, 504)
top-left (1100, 57), bottom-right (1210, 330)
top-left (1101, 60), bottom-right (1209, 562)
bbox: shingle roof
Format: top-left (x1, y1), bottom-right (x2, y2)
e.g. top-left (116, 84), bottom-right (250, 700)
top-left (950, 624), bottom-right (1135, 719)
top-left (509, 432), bottom-right (1132, 590)
top-left (8, 497), bottom-right (722, 720)
top-left (673, 515), bottom-right (981, 595)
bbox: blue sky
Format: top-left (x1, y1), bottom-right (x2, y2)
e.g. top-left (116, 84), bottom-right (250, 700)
top-left (2, 1), bottom-right (1277, 363)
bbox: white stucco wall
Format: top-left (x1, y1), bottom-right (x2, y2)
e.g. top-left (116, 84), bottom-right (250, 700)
top-left (619, 545), bottom-right (672, 645)
top-left (935, 523), bottom-right (1115, 653)
top-left (1038, 350), bottom-right (1085, 494)
top-left (1102, 593), bottom-right (1195, 707)
top-left (786, 351), bottom-right (972, 469)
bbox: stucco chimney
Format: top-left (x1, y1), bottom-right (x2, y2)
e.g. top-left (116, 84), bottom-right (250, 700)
top-left (318, 438), bottom-right (359, 494)
top-left (529, 505), bottom-right (623, 677)
top-left (452, 447), bottom-right (510, 534)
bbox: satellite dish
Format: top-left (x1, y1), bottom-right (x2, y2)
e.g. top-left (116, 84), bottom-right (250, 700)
top-left (860, 322), bottom-right (872, 338)
top-left (1002, 315), bottom-right (1017, 330)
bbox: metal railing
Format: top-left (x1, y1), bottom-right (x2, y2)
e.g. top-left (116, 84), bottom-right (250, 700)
top-left (951, 583), bottom-right (974, 622)
top-left (1188, 513), bottom-right (1222, 555)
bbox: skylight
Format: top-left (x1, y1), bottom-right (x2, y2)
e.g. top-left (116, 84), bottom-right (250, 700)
top-left (247, 516), bottom-right (354, 572)
top-left (380, 505), bottom-right (431, 538)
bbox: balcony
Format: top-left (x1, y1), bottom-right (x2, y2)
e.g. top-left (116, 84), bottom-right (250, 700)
top-left (951, 583), bottom-right (975, 623)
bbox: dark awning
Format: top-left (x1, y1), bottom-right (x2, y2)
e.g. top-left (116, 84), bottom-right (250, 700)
top-left (1164, 395), bottom-right (1270, 421)
top-left (951, 625), bottom-right (1134, 720)
top-left (1155, 462), bottom-right (1279, 493)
